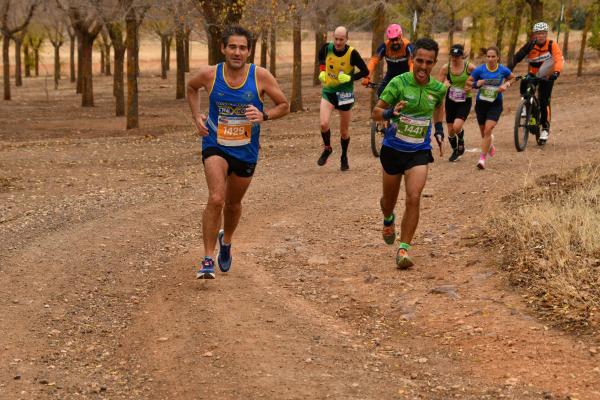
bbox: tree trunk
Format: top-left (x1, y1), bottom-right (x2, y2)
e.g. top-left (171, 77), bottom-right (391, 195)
top-left (249, 36), bottom-right (258, 63)
top-left (469, 17), bottom-right (477, 60)
top-left (526, 0), bottom-right (543, 22)
top-left (290, 12), bottom-right (302, 112)
top-left (269, 26), bottom-right (276, 77)
top-left (33, 48), bottom-right (39, 77)
top-left (160, 35), bottom-right (167, 79)
top-left (54, 44), bottom-right (61, 89)
top-left (114, 47), bottom-right (125, 115)
top-left (105, 44), bottom-right (111, 76)
top-left (77, 33), bottom-right (83, 94)
top-left (206, 25), bottom-right (222, 65)
top-left (175, 27), bottom-right (185, 99)
top-left (562, 0), bottom-right (573, 59)
top-left (495, 0), bottom-right (506, 58)
top-left (184, 28), bottom-right (190, 72)
top-left (507, 10), bottom-right (523, 62)
top-left (14, 38), bottom-right (22, 87)
top-left (577, 11), bottom-right (593, 77)
top-left (100, 46), bottom-right (105, 74)
top-left (3, 34), bottom-right (11, 100)
top-left (166, 35), bottom-right (172, 71)
top-left (371, 2), bottom-right (385, 109)
top-left (69, 32), bottom-right (76, 83)
top-left (80, 33), bottom-right (95, 107)
top-left (126, 8), bottom-right (138, 129)
top-left (313, 8), bottom-right (327, 86)
top-left (24, 42), bottom-right (31, 77)
top-left (448, 9), bottom-right (455, 48)
top-left (260, 28), bottom-right (268, 68)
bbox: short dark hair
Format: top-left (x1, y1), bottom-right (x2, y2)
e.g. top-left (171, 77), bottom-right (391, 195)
top-left (221, 25), bottom-right (253, 50)
top-left (412, 38), bottom-right (439, 58)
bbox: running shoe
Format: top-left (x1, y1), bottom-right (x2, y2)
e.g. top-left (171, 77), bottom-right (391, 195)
top-left (539, 129), bottom-right (549, 141)
top-left (449, 148), bottom-right (460, 162)
top-left (196, 257), bottom-right (215, 279)
top-left (477, 158), bottom-right (486, 170)
top-left (217, 229), bottom-right (232, 272)
top-left (340, 155), bottom-right (349, 171)
top-left (396, 247), bottom-right (414, 269)
top-left (488, 145), bottom-right (496, 157)
top-left (382, 217), bottom-right (396, 245)
top-left (317, 146), bottom-right (333, 166)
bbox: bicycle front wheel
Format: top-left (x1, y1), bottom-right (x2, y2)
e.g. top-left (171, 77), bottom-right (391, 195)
top-left (371, 120), bottom-right (384, 157)
top-left (514, 101), bottom-right (529, 152)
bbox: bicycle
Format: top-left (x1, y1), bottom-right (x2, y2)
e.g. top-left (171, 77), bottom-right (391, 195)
top-left (514, 75), bottom-right (546, 151)
top-left (366, 82), bottom-right (385, 157)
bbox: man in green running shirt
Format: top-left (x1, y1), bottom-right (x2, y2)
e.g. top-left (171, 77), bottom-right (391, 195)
top-left (372, 38), bottom-right (446, 269)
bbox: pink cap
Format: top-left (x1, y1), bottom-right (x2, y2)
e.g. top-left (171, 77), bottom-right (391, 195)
top-left (386, 24), bottom-right (402, 39)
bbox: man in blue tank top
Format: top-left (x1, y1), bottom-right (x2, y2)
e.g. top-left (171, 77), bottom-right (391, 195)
top-left (186, 25), bottom-right (289, 279)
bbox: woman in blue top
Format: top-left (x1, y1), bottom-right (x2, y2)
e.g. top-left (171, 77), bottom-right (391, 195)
top-left (466, 46), bottom-right (515, 170)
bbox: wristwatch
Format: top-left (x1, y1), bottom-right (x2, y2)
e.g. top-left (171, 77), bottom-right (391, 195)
top-left (262, 111), bottom-right (269, 121)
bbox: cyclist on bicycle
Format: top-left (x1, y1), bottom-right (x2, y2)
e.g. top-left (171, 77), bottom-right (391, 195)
top-left (508, 22), bottom-right (564, 143)
top-left (362, 24), bottom-right (413, 96)
top-left (436, 44), bottom-right (476, 162)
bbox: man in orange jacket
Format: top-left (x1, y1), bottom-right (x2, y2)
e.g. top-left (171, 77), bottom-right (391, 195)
top-left (508, 21), bottom-right (564, 143)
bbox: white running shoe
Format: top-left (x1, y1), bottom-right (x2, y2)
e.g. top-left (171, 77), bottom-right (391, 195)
top-left (539, 129), bottom-right (549, 140)
top-left (521, 107), bottom-right (527, 117)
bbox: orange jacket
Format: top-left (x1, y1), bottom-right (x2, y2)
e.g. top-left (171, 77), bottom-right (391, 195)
top-left (509, 39), bottom-right (564, 76)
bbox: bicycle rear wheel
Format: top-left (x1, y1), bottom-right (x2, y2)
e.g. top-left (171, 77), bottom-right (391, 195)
top-left (514, 101), bottom-right (529, 152)
top-left (371, 121), bottom-right (384, 157)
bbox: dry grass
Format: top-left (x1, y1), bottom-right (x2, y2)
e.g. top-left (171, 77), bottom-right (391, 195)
top-left (488, 163), bottom-right (600, 331)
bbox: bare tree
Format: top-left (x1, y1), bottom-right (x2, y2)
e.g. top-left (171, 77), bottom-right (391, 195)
top-left (66, 23), bottom-right (75, 82)
top-left (43, 9), bottom-right (65, 88)
top-left (12, 30), bottom-right (24, 86)
top-left (525, 0), bottom-right (543, 22)
top-left (195, 0), bottom-right (244, 65)
top-left (99, 28), bottom-right (111, 75)
top-left (148, 19), bottom-right (172, 79)
top-left (27, 29), bottom-right (43, 76)
top-left (59, 1), bottom-right (104, 106)
top-left (289, 3), bottom-right (302, 112)
top-left (370, 1), bottom-right (385, 109)
top-left (1, 0), bottom-right (37, 100)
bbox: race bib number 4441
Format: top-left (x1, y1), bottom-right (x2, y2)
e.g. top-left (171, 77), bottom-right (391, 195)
top-left (217, 116), bottom-right (252, 146)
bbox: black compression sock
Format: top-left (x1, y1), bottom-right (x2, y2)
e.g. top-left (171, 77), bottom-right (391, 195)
top-left (321, 130), bottom-right (331, 147)
top-left (449, 135), bottom-right (458, 149)
top-left (458, 129), bottom-right (465, 144)
top-left (341, 137), bottom-right (350, 157)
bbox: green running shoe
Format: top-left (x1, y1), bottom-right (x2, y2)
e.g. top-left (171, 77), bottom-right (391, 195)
top-left (395, 247), bottom-right (414, 269)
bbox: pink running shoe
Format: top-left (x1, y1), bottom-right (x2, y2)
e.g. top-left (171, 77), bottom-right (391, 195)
top-left (488, 145), bottom-right (496, 157)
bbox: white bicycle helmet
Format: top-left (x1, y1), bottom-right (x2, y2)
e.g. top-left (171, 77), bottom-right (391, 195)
top-left (532, 22), bottom-right (549, 32)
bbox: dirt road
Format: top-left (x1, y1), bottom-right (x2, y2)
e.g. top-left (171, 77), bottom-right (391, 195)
top-left (1, 64), bottom-right (600, 399)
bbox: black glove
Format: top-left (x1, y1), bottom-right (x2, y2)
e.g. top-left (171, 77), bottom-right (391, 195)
top-left (549, 71), bottom-right (560, 81)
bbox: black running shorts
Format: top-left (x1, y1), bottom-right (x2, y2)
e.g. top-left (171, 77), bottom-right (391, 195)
top-left (380, 145), bottom-right (434, 175)
top-left (445, 96), bottom-right (472, 123)
top-left (475, 98), bottom-right (503, 125)
top-left (202, 147), bottom-right (256, 178)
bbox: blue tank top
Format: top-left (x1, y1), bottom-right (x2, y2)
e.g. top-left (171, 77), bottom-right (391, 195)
top-left (203, 63), bottom-right (263, 163)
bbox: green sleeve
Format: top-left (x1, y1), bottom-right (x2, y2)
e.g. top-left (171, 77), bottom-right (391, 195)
top-left (380, 78), bottom-right (402, 107)
top-left (436, 85), bottom-right (447, 107)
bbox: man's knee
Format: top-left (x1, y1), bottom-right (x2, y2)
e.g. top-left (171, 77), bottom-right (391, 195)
top-left (207, 192), bottom-right (226, 209)
top-left (320, 120), bottom-right (330, 132)
top-left (405, 192), bottom-right (421, 209)
top-left (224, 201), bottom-right (242, 213)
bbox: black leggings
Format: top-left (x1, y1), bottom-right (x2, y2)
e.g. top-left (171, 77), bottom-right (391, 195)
top-left (520, 78), bottom-right (554, 129)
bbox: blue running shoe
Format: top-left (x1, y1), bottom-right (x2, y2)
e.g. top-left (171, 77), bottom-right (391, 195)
top-left (196, 257), bottom-right (215, 279)
top-left (217, 229), bottom-right (232, 272)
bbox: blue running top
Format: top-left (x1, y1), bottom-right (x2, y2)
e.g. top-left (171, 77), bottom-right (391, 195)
top-left (203, 63), bottom-right (263, 163)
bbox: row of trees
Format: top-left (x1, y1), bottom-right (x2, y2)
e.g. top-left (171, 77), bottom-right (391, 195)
top-left (1, 0), bottom-right (600, 130)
